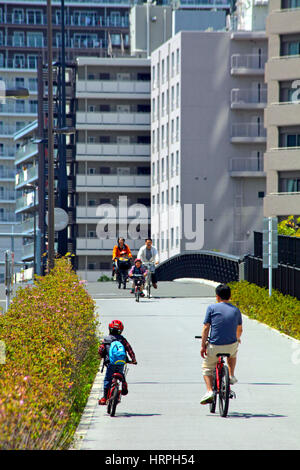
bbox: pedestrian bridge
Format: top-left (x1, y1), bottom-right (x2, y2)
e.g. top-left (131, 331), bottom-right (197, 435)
top-left (156, 250), bottom-right (244, 283)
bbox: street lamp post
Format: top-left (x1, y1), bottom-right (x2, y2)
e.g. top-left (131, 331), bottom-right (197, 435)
top-left (47, 0), bottom-right (55, 270)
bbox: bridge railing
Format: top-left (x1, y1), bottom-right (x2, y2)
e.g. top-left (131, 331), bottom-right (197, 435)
top-left (156, 250), bottom-right (244, 284)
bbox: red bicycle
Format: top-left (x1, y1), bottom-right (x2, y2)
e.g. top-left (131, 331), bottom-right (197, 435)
top-left (106, 362), bottom-right (134, 417)
top-left (195, 336), bottom-right (236, 418)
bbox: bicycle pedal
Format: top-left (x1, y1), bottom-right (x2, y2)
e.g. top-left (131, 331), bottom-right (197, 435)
top-left (229, 391), bottom-right (236, 399)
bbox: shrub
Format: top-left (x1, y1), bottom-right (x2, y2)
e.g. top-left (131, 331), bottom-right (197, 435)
top-left (229, 281), bottom-right (300, 340)
top-left (97, 275), bottom-right (113, 282)
top-left (0, 257), bottom-right (100, 450)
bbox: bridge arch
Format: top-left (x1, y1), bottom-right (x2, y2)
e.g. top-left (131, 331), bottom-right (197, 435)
top-left (156, 251), bottom-right (244, 283)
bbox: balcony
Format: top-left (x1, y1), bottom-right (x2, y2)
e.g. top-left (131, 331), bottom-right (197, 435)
top-left (0, 190), bottom-right (16, 203)
top-left (264, 102), bottom-right (300, 127)
top-left (179, 0), bottom-right (230, 7)
top-left (0, 212), bottom-right (18, 223)
top-left (0, 102), bottom-right (37, 116)
top-left (231, 54), bottom-right (267, 75)
top-left (265, 55), bottom-right (300, 81)
top-left (15, 191), bottom-right (37, 213)
top-left (266, 7), bottom-right (300, 35)
top-left (0, 168), bottom-right (15, 181)
top-left (15, 166), bottom-right (38, 189)
top-left (22, 243), bottom-right (35, 261)
top-left (264, 192), bottom-right (300, 217)
top-left (76, 80), bottom-right (150, 97)
top-left (15, 143), bottom-right (38, 166)
top-left (76, 205), bottom-right (151, 221)
top-left (231, 123), bottom-right (266, 143)
top-left (76, 174), bottom-right (150, 192)
top-left (0, 146), bottom-right (16, 159)
top-left (229, 157), bottom-right (265, 177)
top-left (76, 237), bottom-right (143, 255)
top-left (264, 147), bottom-right (300, 171)
top-left (231, 88), bottom-right (267, 109)
top-left (76, 111), bottom-right (150, 130)
top-left (0, 125), bottom-right (18, 137)
top-left (19, 217), bottom-right (35, 235)
top-left (76, 142), bottom-right (150, 161)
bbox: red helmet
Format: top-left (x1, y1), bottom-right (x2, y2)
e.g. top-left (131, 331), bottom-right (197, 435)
top-left (134, 258), bottom-right (142, 264)
top-left (109, 320), bottom-right (124, 334)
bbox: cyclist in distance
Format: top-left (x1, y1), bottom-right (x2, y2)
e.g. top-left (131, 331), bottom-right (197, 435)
top-left (128, 258), bottom-right (148, 296)
top-left (200, 284), bottom-right (243, 405)
top-left (98, 320), bottom-right (137, 405)
top-left (112, 237), bottom-right (133, 277)
top-left (137, 238), bottom-right (159, 289)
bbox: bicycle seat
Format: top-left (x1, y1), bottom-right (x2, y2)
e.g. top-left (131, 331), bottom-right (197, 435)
top-left (112, 372), bottom-right (124, 381)
top-left (216, 353), bottom-right (230, 357)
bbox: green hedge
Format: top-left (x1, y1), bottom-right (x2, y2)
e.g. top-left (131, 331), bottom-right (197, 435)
top-left (0, 257), bottom-right (100, 450)
top-left (229, 281), bottom-right (300, 341)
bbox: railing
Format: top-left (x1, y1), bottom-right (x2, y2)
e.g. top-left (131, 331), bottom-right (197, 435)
top-left (15, 192), bottom-right (36, 211)
top-left (76, 142), bottom-right (150, 157)
top-left (76, 79), bottom-right (150, 94)
top-left (0, 190), bottom-right (16, 202)
top-left (76, 111), bottom-right (150, 126)
top-left (180, 0), bottom-right (230, 6)
top-left (231, 88), bottom-right (267, 104)
top-left (15, 166), bottom-right (38, 187)
top-left (15, 143), bottom-right (39, 165)
top-left (0, 125), bottom-right (18, 136)
top-left (76, 238), bottom-right (143, 251)
top-left (156, 251), bottom-right (243, 283)
top-left (231, 123), bottom-right (266, 138)
top-left (229, 157), bottom-right (264, 172)
top-left (231, 54), bottom-right (267, 70)
top-left (0, 146), bottom-right (15, 158)
top-left (0, 212), bottom-right (18, 223)
top-left (0, 168), bottom-right (15, 179)
top-left (0, 103), bottom-right (37, 114)
top-left (76, 174), bottom-right (150, 188)
top-left (76, 205), bottom-right (151, 219)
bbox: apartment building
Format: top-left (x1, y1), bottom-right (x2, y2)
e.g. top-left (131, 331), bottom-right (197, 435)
top-left (151, 30), bottom-right (267, 260)
top-left (75, 57), bottom-right (151, 281)
top-left (0, 0), bottom-right (131, 280)
top-left (264, 0), bottom-right (300, 218)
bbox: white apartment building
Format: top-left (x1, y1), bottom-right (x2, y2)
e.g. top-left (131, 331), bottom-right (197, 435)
top-left (75, 57), bottom-right (151, 282)
top-left (151, 30), bottom-right (268, 261)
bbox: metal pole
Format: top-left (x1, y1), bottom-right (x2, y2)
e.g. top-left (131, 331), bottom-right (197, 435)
top-left (58, 0), bottom-right (68, 256)
top-left (268, 216), bottom-right (272, 297)
top-left (47, 0), bottom-right (55, 270)
top-left (37, 56), bottom-right (45, 275)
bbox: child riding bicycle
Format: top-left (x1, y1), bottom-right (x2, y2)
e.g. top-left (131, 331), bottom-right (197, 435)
top-left (128, 258), bottom-right (148, 296)
top-left (98, 320), bottom-right (137, 405)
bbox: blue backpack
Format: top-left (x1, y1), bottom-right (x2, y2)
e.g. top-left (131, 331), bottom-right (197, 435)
top-left (109, 340), bottom-right (127, 365)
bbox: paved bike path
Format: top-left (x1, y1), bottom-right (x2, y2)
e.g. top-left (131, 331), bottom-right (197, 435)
top-left (75, 293), bottom-right (300, 450)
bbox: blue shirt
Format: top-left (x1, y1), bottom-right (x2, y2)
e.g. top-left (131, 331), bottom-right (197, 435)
top-left (203, 302), bottom-right (242, 345)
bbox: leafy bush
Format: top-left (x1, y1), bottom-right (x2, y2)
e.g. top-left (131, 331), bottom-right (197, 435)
top-left (278, 215), bottom-right (300, 237)
top-left (0, 257), bottom-right (100, 450)
top-left (97, 275), bottom-right (113, 282)
top-left (229, 281), bottom-right (300, 340)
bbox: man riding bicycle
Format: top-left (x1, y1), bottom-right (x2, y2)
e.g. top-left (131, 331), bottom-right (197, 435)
top-left (200, 284), bottom-right (243, 405)
top-left (98, 320), bottom-right (137, 405)
top-left (137, 238), bottom-right (159, 289)
top-left (112, 237), bottom-right (133, 278)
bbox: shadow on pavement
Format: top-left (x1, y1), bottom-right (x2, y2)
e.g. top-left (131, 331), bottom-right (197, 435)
top-left (227, 412), bottom-right (287, 419)
top-left (112, 413), bottom-right (162, 418)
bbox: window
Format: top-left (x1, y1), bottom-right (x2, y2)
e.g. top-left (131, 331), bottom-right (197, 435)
top-left (176, 49), bottom-right (180, 74)
top-left (27, 55), bottom-right (38, 69)
top-left (16, 100), bottom-right (25, 113)
top-left (14, 55), bottom-right (25, 68)
top-left (171, 228), bottom-right (174, 248)
top-left (171, 187), bottom-right (174, 205)
top-left (27, 32), bottom-right (44, 47)
top-left (13, 32), bottom-right (24, 47)
top-left (27, 9), bottom-right (43, 25)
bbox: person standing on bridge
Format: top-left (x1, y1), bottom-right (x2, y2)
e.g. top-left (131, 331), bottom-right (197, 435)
top-left (200, 283), bottom-right (243, 405)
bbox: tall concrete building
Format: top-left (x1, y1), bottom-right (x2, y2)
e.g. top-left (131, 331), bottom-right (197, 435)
top-left (75, 57), bottom-right (151, 281)
top-left (151, 30), bottom-right (267, 260)
top-left (264, 0), bottom-right (300, 218)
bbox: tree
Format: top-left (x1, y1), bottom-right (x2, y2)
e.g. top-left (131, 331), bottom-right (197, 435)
top-left (277, 215), bottom-right (300, 237)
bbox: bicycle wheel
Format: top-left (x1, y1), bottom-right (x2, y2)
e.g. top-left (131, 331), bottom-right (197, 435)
top-left (218, 365), bottom-right (230, 417)
top-left (209, 371), bottom-right (217, 414)
top-left (136, 290), bottom-right (140, 302)
top-left (110, 386), bottom-right (119, 417)
top-left (147, 279), bottom-right (151, 298)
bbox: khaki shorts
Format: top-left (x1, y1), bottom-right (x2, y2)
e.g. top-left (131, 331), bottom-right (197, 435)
top-left (202, 341), bottom-right (239, 376)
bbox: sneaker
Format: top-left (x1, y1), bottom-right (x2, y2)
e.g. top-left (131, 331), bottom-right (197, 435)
top-left (230, 376), bottom-right (238, 385)
top-left (99, 397), bottom-right (107, 405)
top-left (200, 391), bottom-right (214, 405)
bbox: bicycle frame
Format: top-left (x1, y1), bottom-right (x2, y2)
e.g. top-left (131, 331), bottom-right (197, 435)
top-left (143, 262), bottom-right (155, 298)
top-left (107, 364), bottom-right (129, 417)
